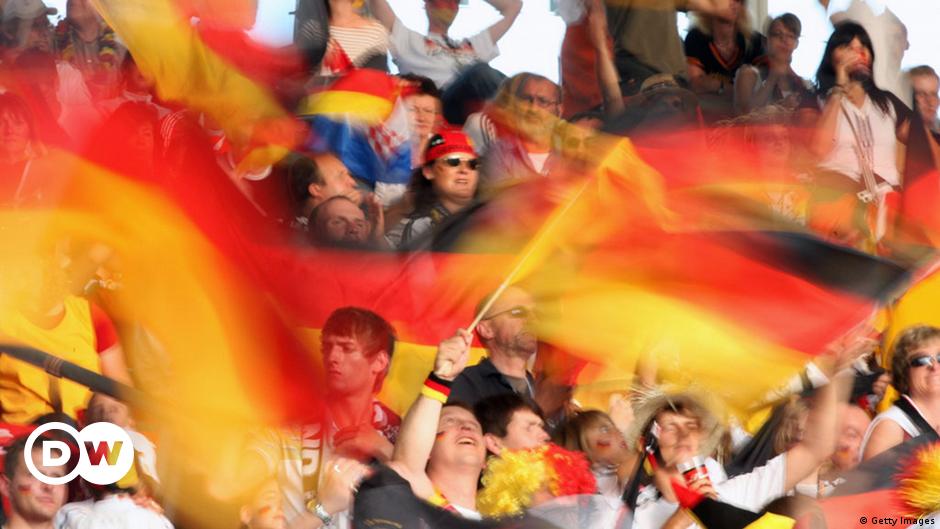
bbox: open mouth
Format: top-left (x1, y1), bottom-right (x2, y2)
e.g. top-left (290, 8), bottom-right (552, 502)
top-left (456, 435), bottom-right (478, 446)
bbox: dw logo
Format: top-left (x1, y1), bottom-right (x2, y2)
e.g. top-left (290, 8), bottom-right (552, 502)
top-left (24, 422), bottom-right (135, 485)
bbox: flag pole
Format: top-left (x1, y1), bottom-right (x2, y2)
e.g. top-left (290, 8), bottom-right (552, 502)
top-left (465, 177), bottom-right (593, 334)
top-left (435, 177), bottom-right (592, 373)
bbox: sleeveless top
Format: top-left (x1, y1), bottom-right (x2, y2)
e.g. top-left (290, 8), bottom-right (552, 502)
top-left (0, 295), bottom-right (102, 423)
top-left (859, 396), bottom-right (924, 457)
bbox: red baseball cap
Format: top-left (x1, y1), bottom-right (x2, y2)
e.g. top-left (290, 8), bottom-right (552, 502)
top-left (424, 129), bottom-right (476, 165)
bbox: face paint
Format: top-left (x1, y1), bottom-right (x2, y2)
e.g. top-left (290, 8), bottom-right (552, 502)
top-left (16, 484), bottom-right (32, 495)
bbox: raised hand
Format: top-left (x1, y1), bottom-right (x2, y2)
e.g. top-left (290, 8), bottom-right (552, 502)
top-left (434, 329), bottom-right (472, 381)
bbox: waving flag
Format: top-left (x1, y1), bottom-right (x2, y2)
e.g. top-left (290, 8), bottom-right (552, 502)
top-left (300, 70), bottom-right (413, 205)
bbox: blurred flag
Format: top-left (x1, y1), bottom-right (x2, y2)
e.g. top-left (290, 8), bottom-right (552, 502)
top-left (91, 0), bottom-right (300, 166)
top-left (821, 436), bottom-right (940, 528)
top-left (299, 70), bottom-right (413, 205)
top-left (899, 110), bottom-right (940, 247)
top-left (438, 136), bottom-right (911, 410)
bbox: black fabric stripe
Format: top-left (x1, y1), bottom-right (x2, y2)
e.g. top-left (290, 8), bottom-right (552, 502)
top-left (712, 230), bottom-right (911, 302)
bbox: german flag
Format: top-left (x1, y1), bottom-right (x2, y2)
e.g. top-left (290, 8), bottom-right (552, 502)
top-left (821, 435), bottom-right (940, 528)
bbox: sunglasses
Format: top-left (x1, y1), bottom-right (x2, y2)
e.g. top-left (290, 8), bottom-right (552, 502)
top-left (909, 354), bottom-right (940, 369)
top-left (437, 157), bottom-right (479, 170)
top-left (483, 306), bottom-right (536, 320)
top-left (518, 94), bottom-right (560, 109)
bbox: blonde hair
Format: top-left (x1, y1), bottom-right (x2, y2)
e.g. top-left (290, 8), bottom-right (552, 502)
top-left (691, 1), bottom-right (753, 44)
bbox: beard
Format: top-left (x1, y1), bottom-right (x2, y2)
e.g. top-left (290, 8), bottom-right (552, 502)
top-left (511, 330), bottom-right (538, 356)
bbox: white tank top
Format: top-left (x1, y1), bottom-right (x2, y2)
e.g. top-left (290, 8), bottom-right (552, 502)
top-left (859, 397), bottom-right (923, 457)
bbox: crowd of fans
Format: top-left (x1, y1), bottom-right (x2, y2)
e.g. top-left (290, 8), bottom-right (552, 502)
top-left (1, 0), bottom-right (940, 528)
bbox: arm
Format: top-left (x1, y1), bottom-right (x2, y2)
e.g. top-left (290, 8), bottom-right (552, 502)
top-left (810, 47), bottom-right (858, 159)
top-left (734, 66), bottom-right (781, 115)
top-left (99, 344), bottom-right (133, 385)
top-left (587, 0), bottom-right (624, 116)
top-left (390, 330), bottom-right (472, 476)
top-left (484, 0), bottom-right (523, 43)
top-left (861, 419), bottom-right (906, 461)
top-left (782, 335), bottom-right (866, 491)
top-left (366, 0), bottom-right (396, 32)
top-left (687, 64), bottom-right (723, 95)
top-left (288, 457), bottom-right (371, 529)
top-left (811, 91), bottom-right (846, 159)
top-left (685, 0), bottom-right (732, 17)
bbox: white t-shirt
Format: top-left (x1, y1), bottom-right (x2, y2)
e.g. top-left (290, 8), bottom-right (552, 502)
top-left (389, 19), bottom-right (499, 89)
top-left (452, 504), bottom-right (483, 520)
top-left (817, 94), bottom-right (901, 187)
top-left (632, 454), bottom-right (787, 529)
top-left (527, 151), bottom-right (551, 174)
top-left (54, 497), bottom-right (174, 529)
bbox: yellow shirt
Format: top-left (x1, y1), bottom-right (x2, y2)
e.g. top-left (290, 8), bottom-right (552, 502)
top-left (0, 295), bottom-right (102, 424)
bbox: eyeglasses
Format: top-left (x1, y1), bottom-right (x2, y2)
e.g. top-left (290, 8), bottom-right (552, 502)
top-left (437, 157), bottom-right (479, 170)
top-left (518, 94), bottom-right (559, 109)
top-left (482, 306), bottom-right (536, 320)
top-left (909, 354), bottom-right (940, 369)
top-left (769, 31), bottom-right (798, 42)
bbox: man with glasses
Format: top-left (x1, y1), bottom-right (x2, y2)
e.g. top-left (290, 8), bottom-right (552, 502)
top-left (466, 73), bottom-right (565, 185)
top-left (909, 66), bottom-right (940, 138)
top-left (448, 286), bottom-right (539, 407)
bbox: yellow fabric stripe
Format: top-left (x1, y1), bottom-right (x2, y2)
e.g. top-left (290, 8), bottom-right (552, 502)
top-left (91, 0), bottom-right (287, 146)
top-left (744, 513), bottom-right (796, 529)
top-left (420, 385), bottom-right (448, 404)
top-left (297, 90), bottom-right (393, 124)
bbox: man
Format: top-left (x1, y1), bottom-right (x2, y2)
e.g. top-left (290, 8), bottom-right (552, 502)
top-left (910, 66), bottom-right (940, 136)
top-left (244, 308), bottom-right (398, 525)
top-left (400, 74), bottom-right (443, 168)
top-left (238, 481), bottom-right (286, 529)
top-left (625, 352), bottom-right (851, 529)
top-left (387, 328), bottom-right (486, 519)
top-left (368, 0), bottom-right (521, 124)
top-left (308, 196), bottom-right (385, 249)
top-left (0, 256), bottom-right (128, 424)
top-left (84, 393), bottom-right (159, 486)
top-left (473, 393), bottom-right (550, 456)
top-left (284, 152), bottom-right (362, 227)
top-left (605, 0), bottom-right (732, 94)
top-left (0, 436), bottom-right (69, 529)
top-left (448, 286), bottom-right (538, 407)
top-left (827, 403), bottom-right (871, 472)
top-left (466, 73), bottom-right (564, 184)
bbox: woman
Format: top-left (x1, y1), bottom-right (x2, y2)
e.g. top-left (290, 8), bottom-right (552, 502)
top-left (734, 13), bottom-right (812, 115)
top-left (555, 410), bottom-right (636, 505)
top-left (400, 73), bottom-right (443, 169)
top-left (0, 92), bottom-right (67, 205)
top-left (684, 0), bottom-right (764, 111)
top-left (861, 325), bottom-right (940, 460)
top-left (385, 130), bottom-right (479, 250)
top-left (804, 22), bottom-right (911, 252)
top-left (320, 0), bottom-right (389, 77)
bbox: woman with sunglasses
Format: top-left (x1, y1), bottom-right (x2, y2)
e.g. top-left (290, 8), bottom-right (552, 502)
top-left (385, 130), bottom-right (480, 250)
top-left (861, 325), bottom-right (940, 460)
